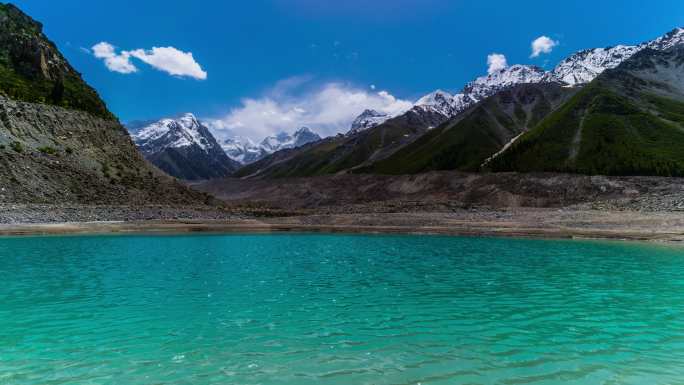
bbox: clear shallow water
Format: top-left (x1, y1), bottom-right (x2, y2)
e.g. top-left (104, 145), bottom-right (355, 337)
top-left (1, 234), bottom-right (684, 385)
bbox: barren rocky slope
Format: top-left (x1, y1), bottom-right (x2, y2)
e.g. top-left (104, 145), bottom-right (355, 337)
top-left (0, 3), bottom-right (209, 205)
top-left (194, 172), bottom-right (684, 213)
top-left (0, 97), bottom-right (210, 204)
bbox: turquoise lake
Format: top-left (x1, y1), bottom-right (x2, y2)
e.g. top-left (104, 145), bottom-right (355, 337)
top-left (2, 234), bottom-right (684, 384)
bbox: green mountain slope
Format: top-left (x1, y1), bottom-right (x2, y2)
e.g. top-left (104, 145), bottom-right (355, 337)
top-left (490, 46), bottom-right (684, 176)
top-left (0, 4), bottom-right (113, 120)
top-left (234, 108), bottom-right (446, 178)
top-left (358, 83), bottom-right (577, 174)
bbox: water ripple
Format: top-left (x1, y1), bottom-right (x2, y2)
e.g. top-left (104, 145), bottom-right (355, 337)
top-left (1, 234), bottom-right (684, 384)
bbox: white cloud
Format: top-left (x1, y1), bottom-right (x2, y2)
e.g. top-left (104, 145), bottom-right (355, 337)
top-left (530, 36), bottom-right (558, 58)
top-left (91, 42), bottom-right (206, 80)
top-left (128, 47), bottom-right (207, 80)
top-left (487, 53), bottom-right (508, 74)
top-left (92, 42), bottom-right (137, 74)
top-left (205, 78), bottom-right (413, 141)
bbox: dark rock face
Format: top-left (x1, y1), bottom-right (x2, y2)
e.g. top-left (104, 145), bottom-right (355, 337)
top-left (145, 146), bottom-right (239, 181)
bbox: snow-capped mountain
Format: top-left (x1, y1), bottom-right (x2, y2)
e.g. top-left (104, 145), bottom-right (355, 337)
top-left (124, 119), bottom-right (157, 136)
top-left (413, 90), bottom-right (470, 118)
top-left (464, 65), bottom-right (549, 100)
top-left (644, 27), bottom-right (684, 51)
top-left (293, 126), bottom-right (322, 147)
top-left (411, 27), bottom-right (684, 122)
top-left (222, 127), bottom-right (322, 165)
top-left (551, 45), bottom-right (641, 86)
top-left (348, 109), bottom-right (391, 135)
top-left (260, 132), bottom-right (294, 153)
top-left (222, 136), bottom-right (264, 165)
top-left (129, 113), bottom-right (240, 180)
top-left (412, 65), bottom-right (549, 123)
top-left (133, 113), bottom-right (215, 152)
top-left (551, 27), bottom-right (684, 86)
top-left (261, 127), bottom-right (321, 152)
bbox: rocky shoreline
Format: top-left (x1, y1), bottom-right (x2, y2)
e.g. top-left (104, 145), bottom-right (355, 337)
top-left (4, 172), bottom-right (684, 242)
top-left (2, 204), bottom-right (684, 244)
top-left (0, 204), bottom-right (242, 224)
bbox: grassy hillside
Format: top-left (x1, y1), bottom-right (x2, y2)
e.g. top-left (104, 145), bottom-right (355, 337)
top-left (490, 47), bottom-right (684, 177)
top-left (360, 83), bottom-right (577, 174)
top-left (0, 4), bottom-right (114, 120)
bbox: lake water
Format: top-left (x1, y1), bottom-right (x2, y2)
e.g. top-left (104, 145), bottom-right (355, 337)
top-left (1, 233), bottom-right (684, 384)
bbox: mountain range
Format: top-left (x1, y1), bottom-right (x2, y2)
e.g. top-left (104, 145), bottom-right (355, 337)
top-left (361, 83), bottom-right (578, 174)
top-left (2, 0), bottom-right (684, 207)
top-left (222, 127), bottom-right (321, 164)
top-left (126, 116), bottom-right (322, 180)
top-left (489, 45), bottom-right (684, 175)
top-left (236, 26), bottom-right (684, 179)
top-left (411, 28), bottom-right (684, 122)
top-left (336, 28), bottom-right (684, 137)
top-left (124, 27), bottom-right (684, 182)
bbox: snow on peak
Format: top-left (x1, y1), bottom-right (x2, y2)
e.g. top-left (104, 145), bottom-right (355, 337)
top-left (263, 26), bottom-right (684, 142)
top-left (415, 89), bottom-right (453, 104)
top-left (645, 27), bottom-right (684, 50)
top-left (413, 89), bottom-right (467, 117)
top-left (551, 45), bottom-right (641, 86)
top-left (409, 26), bottom-right (684, 120)
top-left (223, 127), bottom-right (322, 164)
top-left (177, 112), bottom-right (201, 129)
top-left (133, 113), bottom-right (217, 152)
top-left (294, 126), bottom-right (313, 134)
top-left (260, 127), bottom-right (321, 153)
top-left (464, 64), bottom-right (548, 100)
top-left (413, 66), bottom-right (549, 120)
top-left (292, 126), bottom-right (321, 147)
top-left (348, 109), bottom-right (391, 135)
top-left (551, 27), bottom-right (684, 86)
top-left (222, 136), bottom-right (262, 164)
top-left (260, 132), bottom-right (292, 152)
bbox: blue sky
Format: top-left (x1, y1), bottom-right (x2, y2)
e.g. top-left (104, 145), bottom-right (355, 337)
top-left (14, 0), bottom-right (684, 139)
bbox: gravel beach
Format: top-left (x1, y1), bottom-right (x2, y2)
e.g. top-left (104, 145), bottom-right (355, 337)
top-left (4, 172), bottom-right (684, 242)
